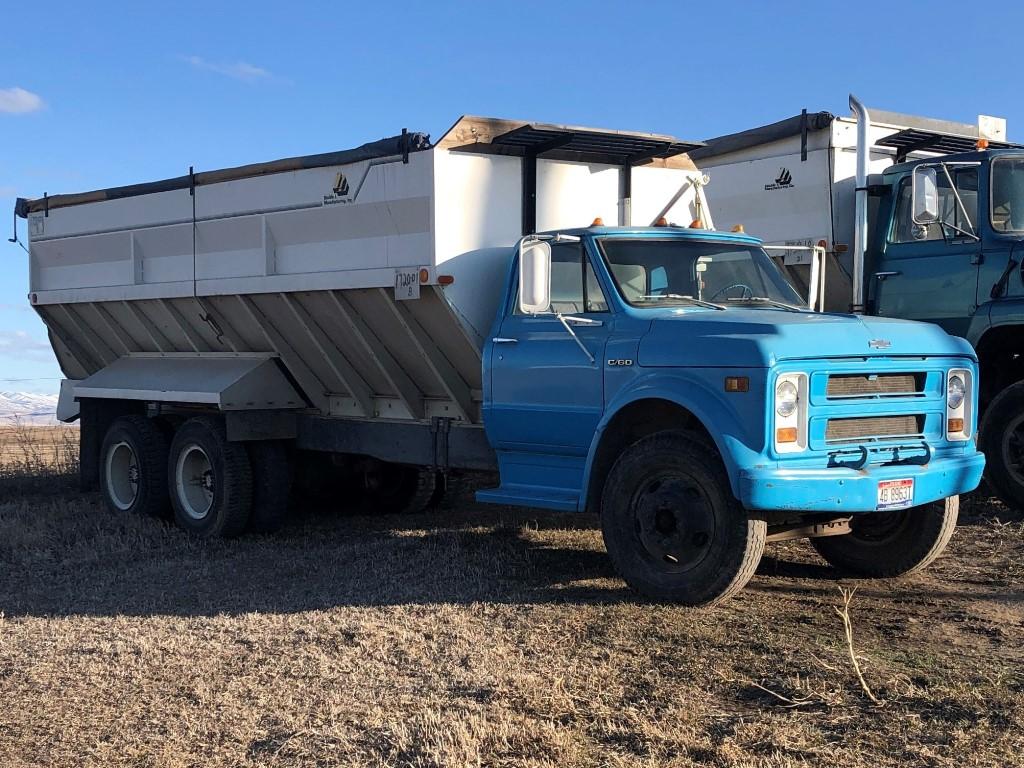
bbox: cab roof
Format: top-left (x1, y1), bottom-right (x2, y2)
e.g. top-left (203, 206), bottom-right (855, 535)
top-left (886, 147), bottom-right (1024, 176)
top-left (543, 226), bottom-right (763, 246)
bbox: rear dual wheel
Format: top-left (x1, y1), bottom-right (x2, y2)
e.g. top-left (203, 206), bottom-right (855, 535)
top-left (360, 461), bottom-right (445, 515)
top-left (168, 417), bottom-right (252, 538)
top-left (100, 415), bottom-right (171, 519)
top-left (100, 415), bottom-right (292, 537)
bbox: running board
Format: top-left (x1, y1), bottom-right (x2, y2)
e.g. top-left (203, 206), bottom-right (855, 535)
top-left (475, 486), bottom-right (580, 512)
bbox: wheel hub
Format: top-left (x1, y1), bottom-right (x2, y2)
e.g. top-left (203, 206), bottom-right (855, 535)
top-left (176, 444), bottom-right (215, 520)
top-left (634, 476), bottom-right (715, 571)
top-left (105, 441), bottom-right (140, 511)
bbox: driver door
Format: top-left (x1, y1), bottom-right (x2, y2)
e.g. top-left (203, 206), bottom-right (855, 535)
top-left (487, 240), bottom-right (610, 453)
top-left (873, 169), bottom-right (981, 337)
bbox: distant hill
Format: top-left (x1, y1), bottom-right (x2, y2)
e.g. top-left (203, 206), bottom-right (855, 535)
top-left (0, 391), bottom-right (61, 425)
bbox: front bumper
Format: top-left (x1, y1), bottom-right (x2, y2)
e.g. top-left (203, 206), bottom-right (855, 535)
top-left (738, 451), bottom-right (985, 513)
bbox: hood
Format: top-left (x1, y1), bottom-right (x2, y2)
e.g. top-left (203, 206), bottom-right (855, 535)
top-left (637, 309), bottom-right (975, 368)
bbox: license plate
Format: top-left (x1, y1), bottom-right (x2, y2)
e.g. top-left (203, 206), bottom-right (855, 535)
top-left (877, 478), bottom-right (914, 511)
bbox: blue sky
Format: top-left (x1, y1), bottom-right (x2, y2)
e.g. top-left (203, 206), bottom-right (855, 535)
top-left (2, 1), bottom-right (1023, 393)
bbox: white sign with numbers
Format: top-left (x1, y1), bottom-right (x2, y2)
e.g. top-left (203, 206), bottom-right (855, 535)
top-left (394, 268), bottom-right (421, 301)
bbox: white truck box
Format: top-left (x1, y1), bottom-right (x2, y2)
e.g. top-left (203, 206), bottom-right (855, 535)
top-left (19, 117), bottom-right (705, 423)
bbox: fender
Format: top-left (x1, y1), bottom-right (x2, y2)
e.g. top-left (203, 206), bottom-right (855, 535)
top-left (980, 298), bottom-right (1024, 342)
top-left (578, 368), bottom-right (769, 510)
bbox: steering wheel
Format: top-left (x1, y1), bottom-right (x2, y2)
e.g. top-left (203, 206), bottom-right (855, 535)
top-left (709, 283), bottom-right (754, 301)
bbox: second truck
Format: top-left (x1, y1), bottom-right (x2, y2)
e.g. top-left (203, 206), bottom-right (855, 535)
top-left (694, 96), bottom-right (1024, 511)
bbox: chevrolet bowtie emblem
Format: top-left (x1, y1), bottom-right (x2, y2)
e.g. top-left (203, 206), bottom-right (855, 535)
top-left (868, 339), bottom-right (892, 349)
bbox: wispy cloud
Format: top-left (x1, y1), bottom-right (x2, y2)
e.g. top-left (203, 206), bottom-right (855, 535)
top-left (0, 87), bottom-right (44, 114)
top-left (0, 330), bottom-right (54, 361)
top-left (182, 55), bottom-right (278, 83)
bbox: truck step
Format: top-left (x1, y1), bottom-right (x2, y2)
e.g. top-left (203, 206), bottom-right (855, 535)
top-left (475, 486), bottom-right (580, 512)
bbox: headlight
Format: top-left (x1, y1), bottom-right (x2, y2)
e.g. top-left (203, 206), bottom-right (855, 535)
top-left (946, 369), bottom-right (972, 441)
top-left (775, 380), bottom-right (799, 417)
top-left (947, 374), bottom-right (966, 410)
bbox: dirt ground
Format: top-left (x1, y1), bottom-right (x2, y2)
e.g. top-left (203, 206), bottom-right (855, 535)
top-left (1, 463), bottom-right (1022, 768)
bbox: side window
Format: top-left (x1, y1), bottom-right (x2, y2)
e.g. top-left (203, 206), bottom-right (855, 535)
top-left (517, 242), bottom-right (608, 314)
top-left (891, 169), bottom-right (978, 244)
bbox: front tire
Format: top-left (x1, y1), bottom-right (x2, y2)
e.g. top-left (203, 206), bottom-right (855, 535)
top-left (100, 415), bottom-right (170, 519)
top-left (979, 381), bottom-right (1024, 510)
top-left (810, 496), bottom-right (959, 577)
top-left (168, 417), bottom-right (252, 538)
top-left (600, 430), bottom-right (766, 606)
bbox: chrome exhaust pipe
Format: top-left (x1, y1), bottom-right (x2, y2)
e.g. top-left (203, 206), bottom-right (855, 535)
top-left (849, 94), bottom-right (870, 314)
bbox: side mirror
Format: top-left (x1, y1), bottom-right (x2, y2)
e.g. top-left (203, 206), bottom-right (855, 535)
top-left (518, 239), bottom-right (551, 314)
top-left (912, 166), bottom-right (940, 224)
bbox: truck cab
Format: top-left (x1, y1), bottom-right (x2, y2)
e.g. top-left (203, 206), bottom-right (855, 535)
top-left (869, 149), bottom-right (1024, 508)
top-left (480, 224), bottom-right (984, 602)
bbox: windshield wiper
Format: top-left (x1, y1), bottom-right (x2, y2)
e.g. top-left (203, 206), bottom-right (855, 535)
top-left (725, 296), bottom-right (806, 312)
top-left (638, 294), bottom-right (726, 310)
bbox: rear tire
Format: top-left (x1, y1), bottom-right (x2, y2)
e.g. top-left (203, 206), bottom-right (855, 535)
top-left (810, 495), bottom-right (959, 577)
top-left (168, 417), bottom-right (252, 538)
top-left (361, 462), bottom-right (440, 515)
top-left (600, 430), bottom-right (766, 606)
top-left (979, 381), bottom-right (1024, 511)
top-left (246, 441), bottom-right (293, 533)
top-left (100, 415), bottom-right (170, 519)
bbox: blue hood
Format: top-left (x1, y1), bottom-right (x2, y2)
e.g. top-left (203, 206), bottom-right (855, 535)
top-left (637, 309), bottom-right (975, 368)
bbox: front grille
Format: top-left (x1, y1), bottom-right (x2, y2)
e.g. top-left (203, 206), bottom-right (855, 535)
top-left (826, 373), bottom-right (924, 398)
top-left (825, 415), bottom-right (924, 443)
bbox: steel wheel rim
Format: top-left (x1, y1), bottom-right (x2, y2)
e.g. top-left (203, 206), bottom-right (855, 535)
top-left (632, 472), bottom-right (716, 572)
top-left (106, 441), bottom-right (139, 511)
top-left (175, 444), bottom-right (215, 520)
top-left (1000, 413), bottom-right (1024, 486)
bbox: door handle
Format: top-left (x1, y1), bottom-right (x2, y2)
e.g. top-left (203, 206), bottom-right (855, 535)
top-left (874, 271), bottom-right (901, 281)
top-left (563, 316), bottom-right (603, 326)
top-left (492, 337), bottom-right (518, 344)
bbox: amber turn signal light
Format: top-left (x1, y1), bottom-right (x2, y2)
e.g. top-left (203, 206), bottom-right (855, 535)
top-left (776, 427), bottom-right (798, 444)
top-left (948, 418), bottom-right (964, 433)
top-left (724, 376), bottom-right (749, 393)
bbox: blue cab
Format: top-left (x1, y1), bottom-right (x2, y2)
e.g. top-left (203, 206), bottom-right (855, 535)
top-left (478, 225), bottom-right (984, 604)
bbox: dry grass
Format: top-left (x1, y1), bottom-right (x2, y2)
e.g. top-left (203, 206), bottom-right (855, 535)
top-left (0, 421), bottom-right (78, 494)
top-left (0, 430), bottom-right (1022, 767)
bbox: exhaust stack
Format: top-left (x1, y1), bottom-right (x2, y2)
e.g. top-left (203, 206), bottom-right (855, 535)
top-left (849, 94), bottom-right (870, 314)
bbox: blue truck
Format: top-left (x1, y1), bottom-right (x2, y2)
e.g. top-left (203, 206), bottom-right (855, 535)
top-left (14, 116), bottom-right (984, 605)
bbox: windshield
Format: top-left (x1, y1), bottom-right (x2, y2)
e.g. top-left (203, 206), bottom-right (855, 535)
top-left (991, 157), bottom-right (1024, 233)
top-left (597, 238), bottom-right (804, 309)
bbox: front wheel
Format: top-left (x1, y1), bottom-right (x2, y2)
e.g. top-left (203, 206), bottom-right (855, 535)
top-left (600, 430), bottom-right (766, 606)
top-left (810, 496), bottom-right (959, 577)
top-left (979, 381), bottom-right (1024, 511)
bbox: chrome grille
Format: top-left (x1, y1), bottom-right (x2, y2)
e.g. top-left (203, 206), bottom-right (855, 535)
top-left (826, 373), bottom-right (923, 398)
top-left (825, 415), bottom-right (923, 443)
